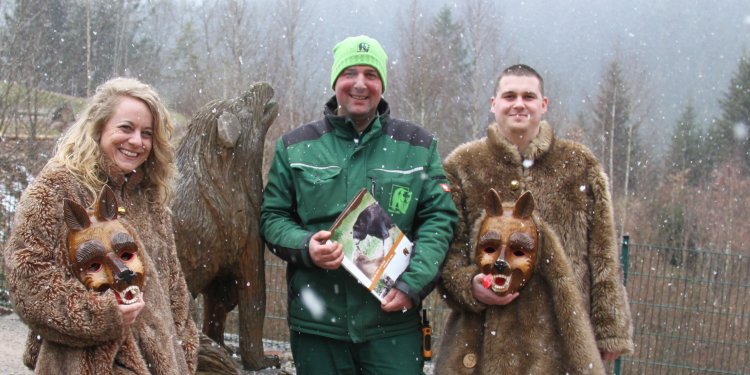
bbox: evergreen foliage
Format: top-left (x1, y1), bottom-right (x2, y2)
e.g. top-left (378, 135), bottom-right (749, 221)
top-left (666, 104), bottom-right (705, 185)
top-left (390, 4), bottom-right (472, 155)
top-left (1, 0), bottom-right (159, 98)
top-left (585, 59), bottom-right (645, 198)
top-left (707, 53), bottom-right (750, 173)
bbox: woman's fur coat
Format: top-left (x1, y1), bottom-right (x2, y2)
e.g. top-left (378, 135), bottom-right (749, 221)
top-left (437, 121), bottom-right (633, 373)
top-left (3, 162), bottom-right (199, 374)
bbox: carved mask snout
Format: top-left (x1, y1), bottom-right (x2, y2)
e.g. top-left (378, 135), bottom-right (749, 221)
top-left (475, 189), bottom-right (539, 296)
top-left (63, 186), bottom-right (146, 305)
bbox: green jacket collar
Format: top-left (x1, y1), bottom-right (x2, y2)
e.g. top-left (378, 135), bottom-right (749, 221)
top-left (323, 96), bottom-right (391, 143)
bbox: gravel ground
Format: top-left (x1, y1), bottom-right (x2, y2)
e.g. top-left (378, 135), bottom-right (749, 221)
top-left (0, 309), bottom-right (32, 375)
top-left (0, 309), bottom-right (294, 375)
top-left (0, 309), bottom-right (433, 374)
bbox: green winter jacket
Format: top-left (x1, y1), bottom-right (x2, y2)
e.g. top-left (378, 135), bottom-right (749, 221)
top-left (261, 97), bottom-right (457, 342)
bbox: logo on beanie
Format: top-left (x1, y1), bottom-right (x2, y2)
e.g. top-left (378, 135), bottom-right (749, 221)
top-left (358, 42), bottom-right (370, 53)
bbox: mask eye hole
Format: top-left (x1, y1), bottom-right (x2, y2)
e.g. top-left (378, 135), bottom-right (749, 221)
top-left (88, 262), bottom-right (102, 273)
top-left (120, 252), bottom-right (134, 261)
top-left (513, 250), bottom-right (525, 257)
top-left (483, 247), bottom-right (496, 254)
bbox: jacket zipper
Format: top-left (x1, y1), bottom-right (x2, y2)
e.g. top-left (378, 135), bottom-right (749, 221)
top-left (118, 173), bottom-right (131, 214)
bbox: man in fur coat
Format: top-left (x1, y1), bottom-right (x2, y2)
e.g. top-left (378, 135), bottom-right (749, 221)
top-left (437, 64), bottom-right (633, 373)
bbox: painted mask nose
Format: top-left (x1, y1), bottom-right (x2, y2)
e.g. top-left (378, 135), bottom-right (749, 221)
top-left (118, 269), bottom-right (136, 284)
top-left (494, 259), bottom-right (509, 273)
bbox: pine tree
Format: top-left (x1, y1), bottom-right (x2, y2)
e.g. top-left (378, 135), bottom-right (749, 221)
top-left (2, 0), bottom-right (162, 98)
top-left (0, 0), bottom-right (67, 137)
top-left (666, 104), bottom-right (705, 185)
top-left (585, 58), bottom-right (652, 238)
top-left (460, 0), bottom-right (504, 139)
top-left (586, 59), bottom-right (644, 198)
top-left (707, 53), bottom-right (750, 173)
top-left (166, 20), bottom-right (209, 115)
top-left (391, 4), bottom-right (471, 155)
top-left (427, 6), bottom-right (471, 150)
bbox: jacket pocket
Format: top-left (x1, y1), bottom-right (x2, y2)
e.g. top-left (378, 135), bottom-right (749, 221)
top-left (367, 167), bottom-right (424, 232)
top-left (291, 163), bottom-right (342, 221)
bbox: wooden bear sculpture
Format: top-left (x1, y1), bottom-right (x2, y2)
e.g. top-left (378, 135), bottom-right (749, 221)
top-left (172, 82), bottom-right (279, 371)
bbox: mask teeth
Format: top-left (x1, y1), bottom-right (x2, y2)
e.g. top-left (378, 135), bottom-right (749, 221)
top-left (117, 285), bottom-right (141, 305)
top-left (491, 275), bottom-right (509, 293)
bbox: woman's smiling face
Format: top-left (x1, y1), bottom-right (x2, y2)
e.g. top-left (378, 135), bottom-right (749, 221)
top-left (99, 96), bottom-right (154, 174)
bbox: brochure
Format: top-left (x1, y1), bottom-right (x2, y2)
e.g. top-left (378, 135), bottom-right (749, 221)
top-left (329, 188), bottom-right (413, 302)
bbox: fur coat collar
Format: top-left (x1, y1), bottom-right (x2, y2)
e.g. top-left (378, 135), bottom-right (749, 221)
top-left (486, 119), bottom-right (555, 164)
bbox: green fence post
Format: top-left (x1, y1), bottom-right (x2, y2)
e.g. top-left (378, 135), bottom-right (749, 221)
top-left (614, 235), bottom-right (629, 375)
top-left (620, 235), bottom-right (630, 286)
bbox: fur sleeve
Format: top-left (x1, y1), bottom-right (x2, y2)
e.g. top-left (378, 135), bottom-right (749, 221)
top-left (162, 212), bottom-right (199, 372)
top-left (537, 222), bottom-right (606, 374)
top-left (3, 169), bottom-right (124, 348)
top-left (438, 155), bottom-right (485, 313)
top-left (586, 162), bottom-right (634, 355)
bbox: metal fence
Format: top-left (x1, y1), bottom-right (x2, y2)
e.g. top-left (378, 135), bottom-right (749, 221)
top-left (1, 228), bottom-right (748, 374)
top-left (616, 236), bottom-right (749, 374)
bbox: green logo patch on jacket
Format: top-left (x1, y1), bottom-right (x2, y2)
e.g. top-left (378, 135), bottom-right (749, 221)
top-left (388, 185), bottom-right (412, 214)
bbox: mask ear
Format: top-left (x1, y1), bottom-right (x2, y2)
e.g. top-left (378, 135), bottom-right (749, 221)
top-left (63, 199), bottom-right (90, 231)
top-left (484, 188), bottom-right (503, 216)
top-left (513, 191), bottom-right (535, 220)
top-left (95, 185), bottom-right (119, 221)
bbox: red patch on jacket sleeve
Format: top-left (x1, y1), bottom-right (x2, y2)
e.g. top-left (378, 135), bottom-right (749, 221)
top-left (440, 183), bottom-right (451, 192)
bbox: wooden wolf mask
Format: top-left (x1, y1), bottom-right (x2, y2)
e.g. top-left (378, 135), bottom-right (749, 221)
top-left (475, 189), bottom-right (539, 297)
top-left (63, 185), bottom-right (145, 305)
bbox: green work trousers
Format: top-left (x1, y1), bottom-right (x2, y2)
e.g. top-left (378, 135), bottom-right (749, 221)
top-left (290, 330), bottom-right (425, 375)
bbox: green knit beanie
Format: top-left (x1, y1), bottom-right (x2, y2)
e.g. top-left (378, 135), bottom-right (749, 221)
top-left (330, 35), bottom-right (388, 93)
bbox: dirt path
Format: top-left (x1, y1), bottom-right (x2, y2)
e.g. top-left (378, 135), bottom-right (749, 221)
top-left (0, 309), bottom-right (294, 374)
top-left (0, 309), bottom-right (432, 374)
top-left (0, 310), bottom-right (32, 374)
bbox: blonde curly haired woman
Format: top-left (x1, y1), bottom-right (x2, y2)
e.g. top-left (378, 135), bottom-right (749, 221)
top-left (4, 77), bottom-right (198, 374)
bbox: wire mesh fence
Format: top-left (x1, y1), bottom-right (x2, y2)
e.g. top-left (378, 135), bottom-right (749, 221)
top-left (617, 236), bottom-right (749, 374)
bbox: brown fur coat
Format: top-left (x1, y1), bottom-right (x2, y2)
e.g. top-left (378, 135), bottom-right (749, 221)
top-left (437, 121), bottom-right (633, 373)
top-left (436, 219), bottom-right (604, 374)
top-left (3, 162), bottom-right (199, 374)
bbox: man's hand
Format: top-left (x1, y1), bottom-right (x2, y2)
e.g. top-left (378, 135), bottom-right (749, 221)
top-left (118, 296), bottom-right (145, 326)
top-left (381, 288), bottom-right (414, 312)
top-left (471, 273), bottom-right (519, 305)
top-left (309, 231), bottom-right (344, 270)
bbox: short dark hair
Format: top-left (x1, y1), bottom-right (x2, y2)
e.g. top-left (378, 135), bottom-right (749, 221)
top-left (494, 64), bottom-right (544, 96)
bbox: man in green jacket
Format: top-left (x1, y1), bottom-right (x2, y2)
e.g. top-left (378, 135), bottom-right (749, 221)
top-left (260, 35), bottom-right (457, 374)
